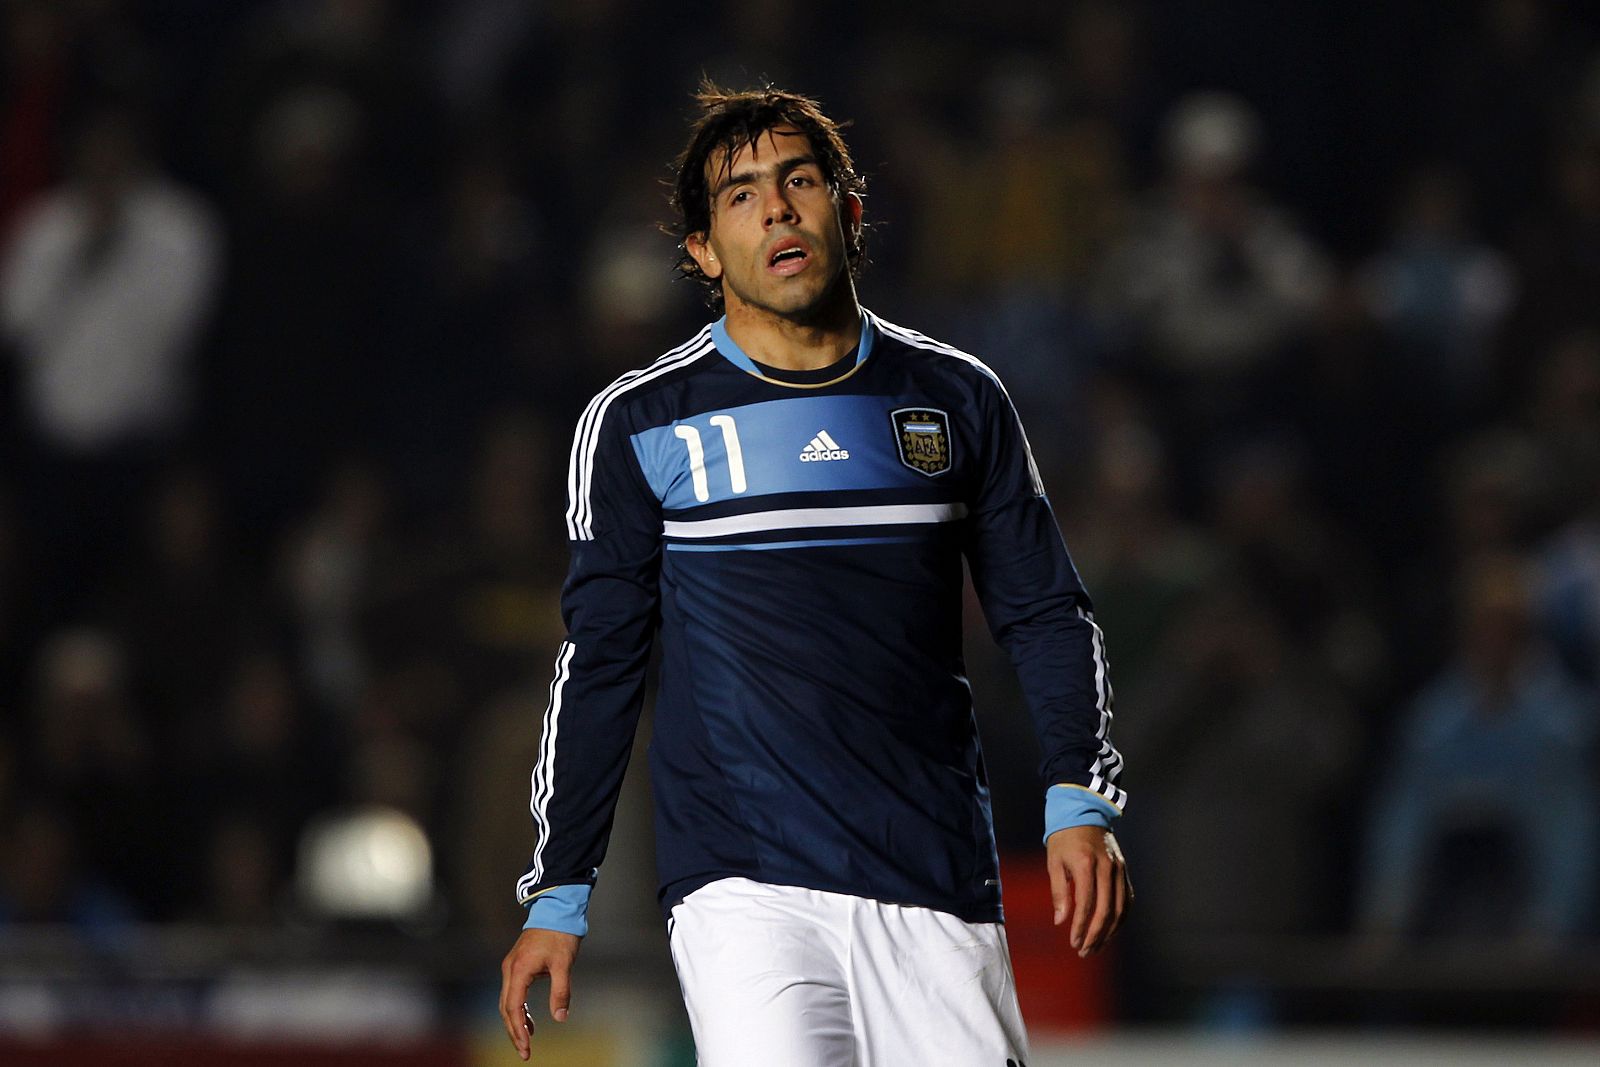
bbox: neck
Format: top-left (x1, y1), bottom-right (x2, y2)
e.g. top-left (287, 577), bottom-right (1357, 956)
top-left (722, 283), bottom-right (861, 372)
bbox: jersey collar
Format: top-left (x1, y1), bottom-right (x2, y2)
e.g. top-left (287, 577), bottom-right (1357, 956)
top-left (711, 307), bottom-right (878, 387)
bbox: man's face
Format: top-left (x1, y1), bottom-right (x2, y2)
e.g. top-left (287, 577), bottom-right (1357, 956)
top-left (687, 125), bottom-right (861, 321)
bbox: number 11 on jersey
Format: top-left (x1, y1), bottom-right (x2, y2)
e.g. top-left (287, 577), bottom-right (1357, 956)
top-left (674, 415), bottom-right (747, 502)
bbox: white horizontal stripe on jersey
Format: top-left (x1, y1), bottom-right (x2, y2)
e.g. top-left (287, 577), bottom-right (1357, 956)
top-left (662, 501), bottom-right (968, 539)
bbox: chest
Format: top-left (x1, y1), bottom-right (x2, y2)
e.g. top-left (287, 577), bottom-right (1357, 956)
top-left (630, 393), bottom-right (967, 509)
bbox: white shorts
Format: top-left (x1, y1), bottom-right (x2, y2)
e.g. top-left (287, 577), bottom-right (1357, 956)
top-left (668, 877), bottom-right (1030, 1067)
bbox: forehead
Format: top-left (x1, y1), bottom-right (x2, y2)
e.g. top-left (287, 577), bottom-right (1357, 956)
top-left (707, 124), bottom-right (816, 179)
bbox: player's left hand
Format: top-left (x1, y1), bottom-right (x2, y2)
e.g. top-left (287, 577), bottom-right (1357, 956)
top-left (1045, 826), bottom-right (1131, 957)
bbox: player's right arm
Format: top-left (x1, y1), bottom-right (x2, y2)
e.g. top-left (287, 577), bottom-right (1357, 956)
top-left (500, 392), bottom-right (661, 1056)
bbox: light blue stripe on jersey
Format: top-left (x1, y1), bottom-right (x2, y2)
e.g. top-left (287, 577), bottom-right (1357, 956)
top-left (710, 311), bottom-right (877, 378)
top-left (1043, 784), bottom-right (1121, 842)
top-left (631, 394), bottom-right (935, 509)
top-left (523, 883), bottom-right (591, 936)
top-left (666, 536), bottom-right (919, 552)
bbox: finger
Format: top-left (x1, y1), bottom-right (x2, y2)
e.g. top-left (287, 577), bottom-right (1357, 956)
top-left (1069, 859), bottom-right (1095, 951)
top-left (499, 969), bottom-right (533, 1061)
top-left (1082, 853), bottom-right (1114, 956)
top-left (1048, 855), bottom-right (1071, 926)
top-left (1107, 860), bottom-right (1130, 941)
top-left (548, 957), bottom-right (572, 1022)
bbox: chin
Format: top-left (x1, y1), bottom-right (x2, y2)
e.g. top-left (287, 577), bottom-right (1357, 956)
top-left (759, 274), bottom-right (842, 318)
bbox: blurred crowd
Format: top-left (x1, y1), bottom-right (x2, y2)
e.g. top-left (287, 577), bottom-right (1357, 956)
top-left (0, 0), bottom-right (1598, 1020)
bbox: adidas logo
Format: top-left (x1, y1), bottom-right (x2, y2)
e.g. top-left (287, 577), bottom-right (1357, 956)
top-left (799, 430), bottom-right (850, 462)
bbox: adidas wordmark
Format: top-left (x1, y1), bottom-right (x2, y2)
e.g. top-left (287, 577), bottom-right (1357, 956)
top-left (799, 430), bottom-right (850, 462)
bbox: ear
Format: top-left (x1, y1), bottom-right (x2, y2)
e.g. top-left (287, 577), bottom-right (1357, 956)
top-left (685, 231), bottom-right (722, 280)
top-left (843, 193), bottom-right (864, 246)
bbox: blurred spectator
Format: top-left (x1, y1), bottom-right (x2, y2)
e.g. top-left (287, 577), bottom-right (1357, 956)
top-left (23, 628), bottom-right (156, 915)
top-left (1120, 578), bottom-right (1362, 943)
top-left (904, 59), bottom-right (1126, 467)
top-left (1393, 430), bottom-right (1549, 691)
top-left (200, 812), bottom-right (283, 926)
top-left (1431, 0), bottom-right (1587, 242)
top-left (209, 79), bottom-right (383, 538)
top-left (0, 802), bottom-right (134, 931)
top-left (1287, 271), bottom-right (1430, 571)
top-left (1068, 380), bottom-right (1221, 689)
top-left (1207, 439), bottom-right (1386, 702)
top-left (0, 101), bottom-right (221, 620)
top-left (0, 102), bottom-right (220, 450)
top-left (1532, 368), bottom-right (1600, 679)
top-left (111, 462), bottom-right (255, 760)
top-left (1537, 490), bottom-right (1600, 687)
top-left (0, 0), bottom-right (68, 242)
top-left (579, 157), bottom-right (699, 383)
top-left (1053, 0), bottom-right (1165, 175)
top-left (367, 411), bottom-right (563, 722)
top-left (429, 0), bottom-right (538, 116)
top-left (200, 651), bottom-right (330, 832)
top-left (178, 652), bottom-right (328, 921)
top-left (283, 458), bottom-right (392, 717)
top-left (1095, 91), bottom-right (1329, 450)
top-left (1359, 553), bottom-right (1598, 942)
top-left (1519, 329), bottom-right (1600, 529)
top-left (1359, 166), bottom-right (1515, 424)
top-left (1500, 125), bottom-right (1600, 369)
top-left (0, 483), bottom-right (32, 703)
top-left (376, 144), bottom-right (554, 503)
top-left (346, 688), bottom-right (437, 830)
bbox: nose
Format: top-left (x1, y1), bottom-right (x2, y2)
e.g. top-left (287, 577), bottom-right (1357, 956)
top-left (762, 182), bottom-right (797, 228)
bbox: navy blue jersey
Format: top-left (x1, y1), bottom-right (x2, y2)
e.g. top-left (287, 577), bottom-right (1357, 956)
top-left (516, 310), bottom-right (1125, 927)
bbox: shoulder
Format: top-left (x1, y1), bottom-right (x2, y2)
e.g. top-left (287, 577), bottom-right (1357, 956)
top-left (572, 325), bottom-right (719, 435)
top-left (869, 311), bottom-right (1011, 395)
top-left (868, 310), bottom-right (1022, 424)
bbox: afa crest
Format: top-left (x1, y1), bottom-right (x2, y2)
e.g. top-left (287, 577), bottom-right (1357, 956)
top-left (891, 407), bottom-right (952, 477)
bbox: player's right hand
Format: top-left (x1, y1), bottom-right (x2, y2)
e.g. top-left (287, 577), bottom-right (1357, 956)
top-left (499, 928), bottom-right (582, 1061)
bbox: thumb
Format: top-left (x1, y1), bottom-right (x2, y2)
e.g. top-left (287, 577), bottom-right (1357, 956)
top-left (548, 958), bottom-right (572, 1023)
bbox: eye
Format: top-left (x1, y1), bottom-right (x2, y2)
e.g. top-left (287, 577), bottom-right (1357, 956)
top-left (789, 174), bottom-right (813, 187)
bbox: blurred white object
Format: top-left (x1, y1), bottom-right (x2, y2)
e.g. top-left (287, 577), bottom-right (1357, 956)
top-left (296, 806), bottom-right (434, 921)
top-left (208, 967), bottom-right (436, 1041)
top-left (0, 112), bottom-right (220, 452)
top-left (1161, 91), bottom-right (1262, 180)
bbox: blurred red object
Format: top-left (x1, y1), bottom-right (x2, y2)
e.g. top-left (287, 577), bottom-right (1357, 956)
top-left (1001, 852), bottom-right (1113, 1032)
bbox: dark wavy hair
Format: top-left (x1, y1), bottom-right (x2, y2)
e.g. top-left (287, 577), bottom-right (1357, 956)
top-left (668, 80), bottom-right (867, 313)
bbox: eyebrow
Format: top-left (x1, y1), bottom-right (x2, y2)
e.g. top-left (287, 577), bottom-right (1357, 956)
top-left (712, 154), bottom-right (821, 202)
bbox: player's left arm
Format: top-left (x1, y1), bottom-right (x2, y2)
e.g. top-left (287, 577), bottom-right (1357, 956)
top-left (960, 367), bottom-right (1131, 955)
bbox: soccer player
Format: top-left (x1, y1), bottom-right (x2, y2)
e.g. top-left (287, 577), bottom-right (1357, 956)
top-left (499, 83), bottom-right (1131, 1065)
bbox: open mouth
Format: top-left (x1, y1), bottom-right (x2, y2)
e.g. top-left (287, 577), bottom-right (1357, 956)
top-left (767, 238), bottom-right (811, 274)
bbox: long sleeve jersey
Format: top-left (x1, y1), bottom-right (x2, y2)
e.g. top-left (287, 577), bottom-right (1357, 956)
top-left (516, 310), bottom-right (1125, 930)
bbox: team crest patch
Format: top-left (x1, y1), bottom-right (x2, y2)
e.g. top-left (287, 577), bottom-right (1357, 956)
top-left (891, 407), bottom-right (952, 477)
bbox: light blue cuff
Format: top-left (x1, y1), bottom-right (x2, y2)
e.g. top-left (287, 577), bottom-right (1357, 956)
top-left (522, 884), bottom-right (591, 937)
top-left (1043, 784), bottom-right (1121, 844)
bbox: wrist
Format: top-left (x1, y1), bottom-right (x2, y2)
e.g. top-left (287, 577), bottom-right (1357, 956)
top-left (1043, 783), bottom-right (1121, 843)
top-left (523, 883), bottom-right (592, 937)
